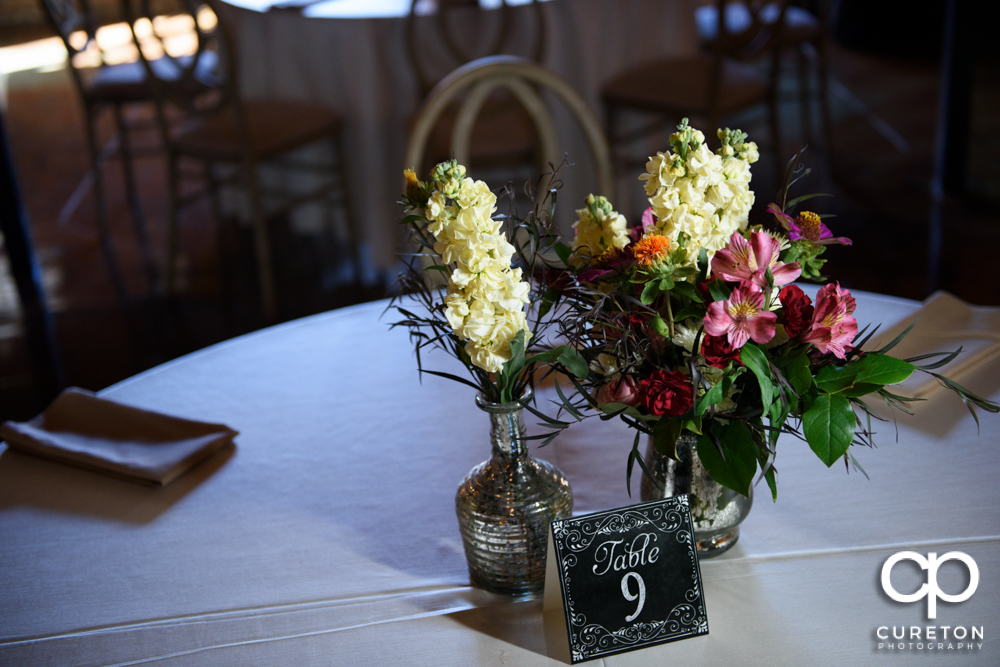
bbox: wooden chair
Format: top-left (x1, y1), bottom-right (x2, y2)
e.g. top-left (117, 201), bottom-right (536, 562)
top-left (37, 0), bottom-right (162, 305)
top-left (405, 0), bottom-right (547, 180)
top-left (406, 0), bottom-right (546, 98)
top-left (123, 0), bottom-right (356, 321)
top-left (695, 0), bottom-right (832, 152)
top-left (602, 0), bottom-right (790, 184)
top-left (405, 56), bottom-right (613, 199)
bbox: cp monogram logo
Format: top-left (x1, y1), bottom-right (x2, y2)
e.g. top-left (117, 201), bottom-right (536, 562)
top-left (881, 551), bottom-right (979, 619)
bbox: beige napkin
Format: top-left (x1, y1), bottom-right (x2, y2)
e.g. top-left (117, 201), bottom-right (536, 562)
top-left (871, 291), bottom-right (1000, 399)
top-left (0, 387), bottom-right (238, 487)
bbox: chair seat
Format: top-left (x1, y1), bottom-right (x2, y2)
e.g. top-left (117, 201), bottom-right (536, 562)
top-left (174, 100), bottom-right (342, 162)
top-left (83, 60), bottom-right (150, 103)
top-left (601, 56), bottom-right (768, 117)
top-left (696, 4), bottom-right (822, 47)
top-left (83, 52), bottom-right (221, 105)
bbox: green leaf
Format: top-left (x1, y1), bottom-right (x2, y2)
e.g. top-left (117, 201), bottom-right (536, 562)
top-left (875, 317), bottom-right (919, 354)
top-left (785, 192), bottom-right (832, 209)
top-left (653, 418), bottom-right (683, 460)
top-left (775, 351), bottom-right (813, 398)
top-left (768, 399), bottom-right (790, 448)
top-left (695, 381), bottom-right (725, 416)
top-left (740, 343), bottom-right (775, 410)
top-left (529, 345), bottom-right (588, 379)
top-left (814, 364), bottom-right (859, 393)
top-left (852, 353), bottom-right (917, 386)
top-left (650, 316), bottom-right (671, 337)
top-left (682, 416), bottom-right (703, 435)
top-left (640, 281), bottom-right (660, 305)
top-left (672, 304), bottom-right (705, 322)
top-left (840, 382), bottom-right (883, 398)
top-left (554, 242), bottom-right (572, 265)
top-left (558, 347), bottom-right (589, 379)
top-left (626, 430), bottom-right (641, 498)
top-left (815, 354), bottom-right (917, 393)
top-left (697, 248), bottom-right (709, 277)
top-left (499, 330), bottom-right (527, 402)
top-left (802, 393), bottom-right (856, 466)
top-left (670, 281), bottom-right (703, 302)
top-left (763, 467), bottom-right (777, 502)
top-left (708, 280), bottom-right (731, 302)
top-left (695, 422), bottom-right (758, 497)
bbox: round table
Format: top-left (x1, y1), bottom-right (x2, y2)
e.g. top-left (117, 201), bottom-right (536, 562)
top-left (1, 289), bottom-right (998, 665)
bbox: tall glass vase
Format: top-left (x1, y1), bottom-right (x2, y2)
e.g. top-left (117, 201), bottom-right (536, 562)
top-left (455, 387), bottom-right (573, 595)
top-left (639, 433), bottom-right (752, 557)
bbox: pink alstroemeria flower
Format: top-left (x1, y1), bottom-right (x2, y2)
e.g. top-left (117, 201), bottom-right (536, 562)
top-left (703, 285), bottom-right (777, 349)
top-left (800, 282), bottom-right (858, 359)
top-left (767, 203), bottom-right (852, 246)
top-left (711, 231), bottom-right (802, 290)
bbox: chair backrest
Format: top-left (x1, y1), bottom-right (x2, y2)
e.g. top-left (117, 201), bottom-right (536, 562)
top-left (122, 0), bottom-right (232, 118)
top-left (704, 0), bottom-right (791, 61)
top-left (405, 56), bottom-right (613, 198)
top-left (38, 0), bottom-right (107, 97)
top-left (406, 0), bottom-right (546, 97)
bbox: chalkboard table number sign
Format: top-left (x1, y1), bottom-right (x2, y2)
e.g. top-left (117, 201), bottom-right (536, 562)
top-left (542, 496), bottom-right (709, 663)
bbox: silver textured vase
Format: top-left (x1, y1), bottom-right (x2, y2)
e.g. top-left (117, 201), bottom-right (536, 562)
top-left (639, 433), bottom-right (752, 557)
top-left (455, 386), bottom-right (573, 595)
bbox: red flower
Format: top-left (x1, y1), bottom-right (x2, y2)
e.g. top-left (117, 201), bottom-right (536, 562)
top-left (701, 334), bottom-right (741, 369)
top-left (778, 285), bottom-right (815, 337)
top-left (639, 370), bottom-right (694, 417)
top-left (628, 311), bottom-right (652, 329)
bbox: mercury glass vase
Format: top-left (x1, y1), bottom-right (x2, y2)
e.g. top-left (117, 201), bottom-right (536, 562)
top-left (455, 386), bottom-right (573, 595)
top-left (639, 433), bottom-right (752, 557)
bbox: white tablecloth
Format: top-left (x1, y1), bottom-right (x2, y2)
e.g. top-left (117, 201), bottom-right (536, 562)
top-left (214, 0), bottom-right (698, 273)
top-left (2, 289), bottom-right (998, 665)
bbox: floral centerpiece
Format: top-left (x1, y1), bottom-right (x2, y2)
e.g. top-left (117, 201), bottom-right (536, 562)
top-left (391, 160), bottom-right (586, 594)
top-left (540, 120), bottom-right (998, 554)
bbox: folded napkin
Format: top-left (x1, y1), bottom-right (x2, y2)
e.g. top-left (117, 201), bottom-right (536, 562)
top-left (871, 291), bottom-right (1000, 399)
top-left (0, 388), bottom-right (238, 487)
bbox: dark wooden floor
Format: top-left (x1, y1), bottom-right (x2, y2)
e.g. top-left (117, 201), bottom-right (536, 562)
top-left (2, 37), bottom-right (998, 422)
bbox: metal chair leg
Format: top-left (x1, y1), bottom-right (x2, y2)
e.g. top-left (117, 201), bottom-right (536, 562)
top-left (816, 37), bottom-right (835, 169)
top-left (83, 105), bottom-right (132, 309)
top-left (798, 47), bottom-right (813, 147)
top-left (330, 133), bottom-right (361, 284)
top-left (206, 160), bottom-right (237, 333)
top-left (112, 102), bottom-right (159, 297)
top-left (246, 160), bottom-right (278, 321)
top-left (165, 152), bottom-right (183, 299)
top-left (768, 50), bottom-right (784, 188)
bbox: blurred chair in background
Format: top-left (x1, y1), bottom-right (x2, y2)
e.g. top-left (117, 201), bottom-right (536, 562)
top-left (405, 0), bottom-right (547, 182)
top-left (124, 0), bottom-right (356, 322)
top-left (406, 55), bottom-right (612, 201)
top-left (37, 0), bottom-right (161, 305)
top-left (602, 0), bottom-right (789, 185)
top-left (695, 0), bottom-right (832, 157)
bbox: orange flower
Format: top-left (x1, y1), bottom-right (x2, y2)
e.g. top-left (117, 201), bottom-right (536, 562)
top-left (632, 234), bottom-right (671, 267)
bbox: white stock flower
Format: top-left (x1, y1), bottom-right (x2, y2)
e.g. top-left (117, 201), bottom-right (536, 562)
top-left (422, 163), bottom-right (532, 373)
top-left (570, 194), bottom-right (629, 263)
top-left (641, 124), bottom-right (757, 265)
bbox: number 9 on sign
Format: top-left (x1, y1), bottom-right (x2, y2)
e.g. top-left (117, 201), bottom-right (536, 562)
top-left (621, 572), bottom-right (646, 622)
